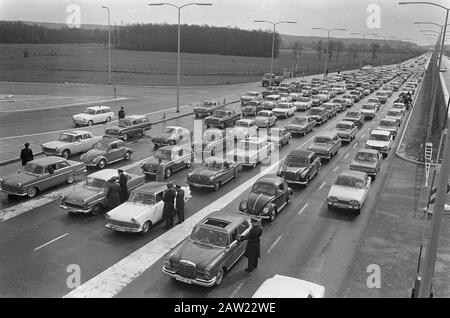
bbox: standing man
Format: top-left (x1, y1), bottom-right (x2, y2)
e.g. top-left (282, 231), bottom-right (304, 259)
top-left (162, 183), bottom-right (176, 229)
top-left (156, 158), bottom-right (165, 182)
top-left (118, 106), bottom-right (125, 119)
top-left (118, 169), bottom-right (128, 203)
top-left (239, 218), bottom-right (263, 272)
top-left (106, 177), bottom-right (121, 210)
top-left (20, 143), bottom-right (34, 167)
top-left (175, 185), bottom-right (185, 224)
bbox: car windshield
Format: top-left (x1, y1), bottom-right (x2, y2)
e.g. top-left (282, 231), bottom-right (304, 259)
top-left (237, 140), bottom-right (258, 150)
top-left (355, 152), bottom-right (378, 162)
top-left (335, 175), bottom-right (365, 189)
top-left (57, 134), bottom-right (75, 142)
top-left (368, 99), bottom-right (378, 103)
top-left (298, 97), bottom-right (309, 102)
top-left (203, 131), bottom-right (220, 141)
top-left (203, 159), bottom-right (224, 169)
top-left (292, 117), bottom-right (307, 125)
top-left (213, 110), bottom-right (228, 116)
top-left (266, 96), bottom-right (277, 101)
top-left (336, 123), bottom-right (351, 130)
top-left (163, 127), bottom-right (175, 134)
top-left (314, 137), bottom-right (332, 144)
top-left (92, 142), bottom-right (109, 151)
top-left (129, 192), bottom-right (155, 205)
top-left (308, 109), bottom-right (322, 115)
top-left (285, 155), bottom-right (308, 167)
top-left (387, 111), bottom-right (400, 116)
top-left (251, 182), bottom-right (276, 196)
top-left (236, 121), bottom-right (250, 127)
top-left (362, 105), bottom-right (375, 110)
top-left (156, 149), bottom-right (172, 160)
top-left (257, 112), bottom-right (269, 117)
top-left (369, 133), bottom-right (389, 141)
top-left (346, 112), bottom-right (359, 118)
top-left (379, 120), bottom-right (396, 127)
top-left (85, 177), bottom-right (107, 189)
top-left (278, 103), bottom-right (291, 109)
top-left (246, 92), bottom-right (258, 96)
top-left (118, 119), bottom-right (133, 127)
top-left (190, 226), bottom-right (229, 247)
top-left (248, 101), bottom-right (259, 106)
top-left (23, 163), bottom-right (44, 174)
top-left (83, 109), bottom-right (96, 115)
top-left (376, 92), bottom-right (386, 96)
top-left (333, 99), bottom-right (343, 103)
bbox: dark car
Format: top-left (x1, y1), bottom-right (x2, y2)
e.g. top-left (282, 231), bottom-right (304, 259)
top-left (342, 111), bottom-right (364, 128)
top-left (204, 109), bottom-right (241, 129)
top-left (307, 130), bottom-right (342, 161)
top-left (285, 116), bottom-right (315, 136)
top-left (335, 121), bottom-right (358, 143)
top-left (277, 150), bottom-right (320, 185)
top-left (187, 157), bottom-right (241, 191)
top-left (80, 138), bottom-right (133, 169)
top-left (141, 145), bottom-right (192, 179)
top-left (162, 211), bottom-right (252, 287)
top-left (104, 115), bottom-right (152, 141)
top-left (306, 107), bottom-right (328, 125)
top-left (239, 176), bottom-right (293, 222)
top-left (242, 100), bottom-right (263, 117)
top-left (349, 149), bottom-right (383, 180)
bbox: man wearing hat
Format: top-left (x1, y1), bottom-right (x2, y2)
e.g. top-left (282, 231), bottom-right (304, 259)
top-left (238, 218), bottom-right (263, 272)
top-left (175, 185), bottom-right (185, 224)
top-left (118, 106), bottom-right (125, 119)
top-left (162, 183), bottom-right (176, 229)
top-left (20, 143), bottom-right (34, 166)
top-left (106, 177), bottom-right (121, 210)
top-left (118, 169), bottom-right (128, 203)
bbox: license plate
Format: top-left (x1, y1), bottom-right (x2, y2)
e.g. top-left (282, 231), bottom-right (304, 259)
top-left (176, 276), bottom-right (192, 284)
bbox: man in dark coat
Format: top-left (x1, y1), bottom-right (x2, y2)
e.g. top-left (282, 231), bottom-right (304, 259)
top-left (162, 183), bottom-right (176, 229)
top-left (118, 169), bottom-right (128, 203)
top-left (106, 177), bottom-right (121, 210)
top-left (118, 106), bottom-right (125, 119)
top-left (20, 143), bottom-right (34, 166)
top-left (239, 218), bottom-right (263, 272)
top-left (175, 185), bottom-right (185, 224)
top-left (156, 158), bottom-right (165, 182)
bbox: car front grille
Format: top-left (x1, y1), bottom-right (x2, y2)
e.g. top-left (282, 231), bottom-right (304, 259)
top-left (188, 175), bottom-right (210, 183)
top-left (1, 183), bottom-right (21, 193)
top-left (177, 260), bottom-right (196, 279)
top-left (205, 118), bottom-right (221, 125)
top-left (63, 202), bottom-right (85, 210)
top-left (108, 219), bottom-right (140, 228)
top-left (43, 147), bottom-right (58, 154)
top-left (283, 171), bottom-right (298, 180)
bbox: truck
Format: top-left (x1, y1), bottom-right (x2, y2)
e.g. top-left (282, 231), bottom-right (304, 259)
top-left (262, 73), bottom-right (283, 87)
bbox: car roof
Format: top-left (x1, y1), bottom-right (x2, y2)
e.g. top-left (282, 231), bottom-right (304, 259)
top-left (237, 118), bottom-right (255, 123)
top-left (133, 182), bottom-right (168, 194)
top-left (63, 130), bottom-right (90, 135)
top-left (252, 275), bottom-right (325, 298)
top-left (199, 211), bottom-right (248, 233)
top-left (315, 130), bottom-right (338, 138)
top-left (158, 145), bottom-right (181, 151)
top-left (337, 120), bottom-right (355, 126)
top-left (337, 170), bottom-right (368, 179)
top-left (266, 94), bottom-right (280, 98)
top-left (125, 115), bottom-right (148, 120)
top-left (311, 106), bottom-right (325, 110)
top-left (99, 137), bottom-right (123, 144)
top-left (287, 149), bottom-right (314, 158)
top-left (356, 149), bottom-right (380, 156)
top-left (256, 175), bottom-right (285, 186)
top-left (86, 105), bottom-right (110, 110)
top-left (89, 169), bottom-right (121, 181)
top-left (370, 129), bottom-right (391, 136)
top-left (30, 156), bottom-right (67, 165)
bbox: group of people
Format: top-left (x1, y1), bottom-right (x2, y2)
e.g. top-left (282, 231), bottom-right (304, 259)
top-left (398, 92), bottom-right (413, 111)
top-left (162, 183), bottom-right (185, 229)
top-left (106, 169), bottom-right (129, 210)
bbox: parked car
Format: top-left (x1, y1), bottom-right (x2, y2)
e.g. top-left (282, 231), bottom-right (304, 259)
top-left (272, 102), bottom-right (296, 119)
top-left (0, 156), bottom-right (85, 198)
top-left (350, 149), bottom-right (383, 180)
top-left (227, 137), bottom-right (273, 168)
top-left (322, 102), bottom-right (338, 118)
top-left (204, 109), bottom-right (241, 129)
top-left (342, 94), bottom-right (356, 104)
top-left (104, 115), bottom-right (152, 141)
top-left (293, 97), bottom-right (313, 111)
top-left (377, 118), bottom-right (399, 138)
top-left (375, 91), bottom-right (388, 103)
top-left (367, 97), bottom-right (381, 110)
top-left (187, 156), bottom-right (241, 191)
top-left (262, 94), bottom-right (281, 110)
top-left (151, 126), bottom-right (191, 148)
top-left (80, 138), bottom-right (132, 169)
top-left (331, 98), bottom-right (350, 111)
top-left (342, 111), bottom-right (364, 128)
top-left (105, 182), bottom-right (191, 234)
top-left (162, 211), bottom-right (252, 286)
top-left (267, 127), bottom-right (291, 148)
top-left (360, 103), bottom-right (377, 120)
top-left (310, 95), bottom-right (322, 107)
top-left (365, 129), bottom-right (393, 157)
top-left (141, 145), bottom-right (192, 179)
top-left (306, 107), bottom-right (328, 125)
top-left (239, 176), bottom-right (293, 221)
top-left (392, 102), bottom-right (407, 114)
top-left (335, 121), bottom-right (358, 143)
top-left (242, 100), bottom-right (263, 117)
top-left (252, 275), bottom-right (325, 298)
top-left (255, 110), bottom-right (277, 128)
top-left (285, 116), bottom-right (315, 136)
top-left (240, 91), bottom-right (261, 106)
top-left (193, 128), bottom-right (234, 160)
top-left (307, 131), bottom-right (341, 161)
top-left (42, 130), bottom-right (103, 159)
top-left (72, 105), bottom-right (114, 127)
top-left (60, 169), bottom-right (144, 215)
top-left (385, 109), bottom-right (404, 126)
top-left (231, 119), bottom-right (258, 141)
top-left (193, 100), bottom-right (223, 118)
top-left (277, 150), bottom-right (320, 185)
top-left (327, 170), bottom-right (371, 213)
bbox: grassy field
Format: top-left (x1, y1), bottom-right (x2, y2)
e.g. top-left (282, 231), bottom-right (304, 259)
top-left (0, 43), bottom-right (419, 86)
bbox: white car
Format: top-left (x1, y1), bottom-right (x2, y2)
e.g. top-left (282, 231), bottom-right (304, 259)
top-left (240, 91), bottom-right (261, 105)
top-left (252, 274), bottom-right (325, 298)
top-left (360, 103), bottom-right (377, 120)
top-left (226, 137), bottom-right (273, 168)
top-left (73, 105), bottom-right (115, 127)
top-left (293, 97), bottom-right (312, 111)
top-left (272, 102), bottom-right (296, 119)
top-left (377, 118), bottom-right (399, 138)
top-left (385, 109), bottom-right (404, 126)
top-left (327, 170), bottom-right (371, 213)
top-left (42, 130), bottom-right (102, 159)
top-left (231, 119), bottom-right (258, 141)
top-left (105, 182), bottom-right (191, 234)
top-left (262, 94), bottom-right (281, 110)
top-left (365, 129), bottom-right (393, 157)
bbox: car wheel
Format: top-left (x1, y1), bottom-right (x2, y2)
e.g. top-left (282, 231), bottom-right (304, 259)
top-left (62, 149), bottom-right (70, 159)
top-left (215, 268), bottom-right (225, 286)
top-left (214, 182), bottom-right (221, 191)
top-left (186, 161), bottom-right (191, 168)
top-left (141, 221), bottom-right (151, 234)
top-left (67, 174), bottom-right (75, 184)
top-left (286, 194), bottom-right (292, 204)
top-left (87, 120), bottom-right (94, 126)
top-left (123, 151), bottom-right (131, 161)
top-left (165, 168), bottom-right (172, 179)
top-left (27, 187), bottom-right (37, 198)
top-left (74, 123), bottom-right (80, 128)
top-left (269, 207), bottom-right (277, 222)
top-left (153, 144), bottom-right (159, 150)
top-left (91, 204), bottom-right (102, 216)
top-left (210, 149), bottom-right (216, 156)
top-left (252, 162), bottom-right (257, 168)
top-left (98, 159), bottom-right (107, 169)
top-left (122, 133), bottom-right (128, 141)
top-left (233, 170), bottom-right (238, 178)
top-left (105, 117), bottom-right (111, 123)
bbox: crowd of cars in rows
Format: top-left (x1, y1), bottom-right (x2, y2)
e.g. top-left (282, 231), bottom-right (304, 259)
top-left (0, 55), bottom-right (427, 292)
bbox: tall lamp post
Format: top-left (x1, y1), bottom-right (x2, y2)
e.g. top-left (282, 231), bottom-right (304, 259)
top-left (254, 20), bottom-right (297, 76)
top-left (148, 3), bottom-right (212, 113)
top-left (399, 1), bottom-right (450, 299)
top-left (349, 32), bottom-right (379, 69)
top-left (372, 35), bottom-right (396, 67)
top-left (312, 27), bottom-right (346, 76)
top-left (101, 6), bottom-right (112, 85)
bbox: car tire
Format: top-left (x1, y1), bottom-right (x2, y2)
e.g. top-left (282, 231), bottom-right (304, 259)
top-left (98, 159), bottom-right (107, 169)
top-left (105, 117), bottom-right (111, 123)
top-left (233, 170), bottom-right (238, 178)
top-left (124, 151), bottom-right (132, 161)
top-left (27, 187), bottom-right (37, 198)
top-left (214, 182), bottom-right (221, 191)
top-left (165, 168), bottom-right (172, 179)
top-left (215, 268), bottom-right (225, 286)
top-left (67, 174), bottom-right (75, 184)
top-left (269, 207), bottom-right (277, 222)
top-left (153, 144), bottom-right (158, 150)
top-left (87, 120), bottom-right (94, 126)
top-left (62, 149), bottom-right (70, 159)
top-left (141, 221), bottom-right (151, 234)
top-left (91, 204), bottom-right (102, 216)
top-left (186, 161), bottom-right (191, 168)
top-left (122, 133), bottom-right (128, 141)
top-left (141, 129), bottom-right (146, 136)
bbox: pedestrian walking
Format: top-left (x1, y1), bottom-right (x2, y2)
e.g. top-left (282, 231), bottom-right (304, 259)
top-left (106, 177), bottom-right (121, 210)
top-left (162, 183), bottom-right (176, 229)
top-left (118, 106), bottom-right (125, 119)
top-left (239, 218), bottom-right (263, 272)
top-left (175, 185), bottom-right (185, 224)
top-left (156, 158), bottom-right (165, 182)
top-left (20, 143), bottom-right (34, 166)
top-left (118, 169), bottom-right (128, 203)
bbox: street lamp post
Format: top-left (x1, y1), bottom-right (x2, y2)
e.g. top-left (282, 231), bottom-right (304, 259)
top-left (254, 20), bottom-right (297, 76)
top-left (312, 27), bottom-right (346, 76)
top-left (148, 3), bottom-right (212, 113)
top-left (399, 1), bottom-right (450, 298)
top-left (101, 6), bottom-right (111, 85)
top-left (349, 32), bottom-right (379, 69)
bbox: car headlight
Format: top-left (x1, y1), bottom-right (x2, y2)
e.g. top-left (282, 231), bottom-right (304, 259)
top-left (300, 171), bottom-right (307, 178)
top-left (329, 196), bottom-right (338, 202)
top-left (350, 200), bottom-right (359, 206)
top-left (240, 200), bottom-right (247, 210)
top-left (262, 206), bottom-right (270, 214)
top-left (204, 270), bottom-right (211, 279)
top-left (105, 213), bottom-right (110, 220)
top-left (208, 176), bottom-right (214, 182)
top-left (80, 154), bottom-right (85, 160)
top-left (164, 259), bottom-right (171, 269)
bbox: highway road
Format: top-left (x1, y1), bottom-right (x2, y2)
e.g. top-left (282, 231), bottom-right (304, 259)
top-left (0, 56), bottom-right (426, 297)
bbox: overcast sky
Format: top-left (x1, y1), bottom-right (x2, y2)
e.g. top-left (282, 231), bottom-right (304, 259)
top-left (1, 0), bottom-right (448, 45)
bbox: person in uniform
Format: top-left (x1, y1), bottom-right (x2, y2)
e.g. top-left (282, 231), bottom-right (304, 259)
top-left (175, 185), bottom-right (185, 224)
top-left (106, 177), bottom-right (121, 210)
top-left (239, 218), bottom-right (263, 272)
top-left (20, 143), bottom-right (34, 166)
top-left (162, 183), bottom-right (176, 229)
top-left (156, 158), bottom-right (165, 182)
top-left (118, 169), bottom-right (128, 203)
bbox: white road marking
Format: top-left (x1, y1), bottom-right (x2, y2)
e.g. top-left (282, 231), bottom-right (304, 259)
top-left (266, 235), bottom-right (282, 254)
top-left (0, 96), bottom-right (75, 103)
top-left (344, 153), bottom-right (349, 159)
top-left (333, 166), bottom-right (339, 172)
top-left (318, 181), bottom-right (326, 190)
top-left (353, 142), bottom-right (358, 149)
top-left (298, 203), bottom-right (308, 216)
top-left (33, 233), bottom-right (69, 251)
top-left (230, 282), bottom-right (244, 298)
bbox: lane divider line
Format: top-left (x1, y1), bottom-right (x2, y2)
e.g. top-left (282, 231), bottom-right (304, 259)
top-left (298, 204), bottom-right (308, 216)
top-left (266, 235), bottom-right (282, 254)
top-left (318, 181), bottom-right (326, 190)
top-left (33, 233), bottom-right (69, 251)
